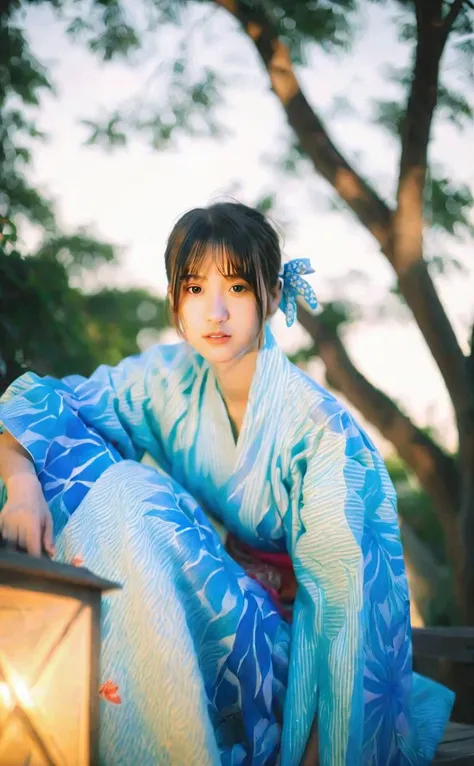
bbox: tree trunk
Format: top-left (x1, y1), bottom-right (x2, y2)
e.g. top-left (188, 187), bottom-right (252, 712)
top-left (401, 516), bottom-right (452, 627)
top-left (297, 309), bottom-right (461, 569)
top-left (213, 0), bottom-right (474, 620)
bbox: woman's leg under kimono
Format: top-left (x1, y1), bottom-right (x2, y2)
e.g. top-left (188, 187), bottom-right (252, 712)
top-left (53, 461), bottom-right (290, 766)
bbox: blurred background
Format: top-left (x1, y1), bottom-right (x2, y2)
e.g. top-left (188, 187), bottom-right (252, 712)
top-left (1, 0), bottom-right (473, 645)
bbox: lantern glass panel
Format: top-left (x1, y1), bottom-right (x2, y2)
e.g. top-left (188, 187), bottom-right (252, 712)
top-left (0, 585), bottom-right (91, 766)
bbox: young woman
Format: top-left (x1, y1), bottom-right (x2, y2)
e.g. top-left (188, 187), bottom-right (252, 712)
top-left (0, 202), bottom-right (453, 765)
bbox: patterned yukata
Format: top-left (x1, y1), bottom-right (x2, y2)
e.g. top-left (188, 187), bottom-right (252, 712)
top-left (0, 323), bottom-right (453, 765)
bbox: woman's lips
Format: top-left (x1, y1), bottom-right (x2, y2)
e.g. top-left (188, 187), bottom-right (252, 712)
top-left (204, 333), bottom-right (231, 344)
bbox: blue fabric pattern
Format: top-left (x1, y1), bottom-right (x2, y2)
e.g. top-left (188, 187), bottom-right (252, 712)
top-left (279, 258), bottom-right (318, 326)
top-left (0, 327), bottom-right (454, 765)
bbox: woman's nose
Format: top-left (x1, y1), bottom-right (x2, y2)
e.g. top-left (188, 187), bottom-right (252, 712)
top-left (208, 294), bottom-right (229, 323)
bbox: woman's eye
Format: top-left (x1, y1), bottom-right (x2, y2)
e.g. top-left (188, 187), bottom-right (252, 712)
top-left (231, 284), bottom-right (247, 294)
top-left (186, 285), bottom-right (202, 295)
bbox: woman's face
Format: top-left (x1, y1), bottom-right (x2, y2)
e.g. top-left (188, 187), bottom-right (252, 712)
top-left (175, 252), bottom-right (264, 367)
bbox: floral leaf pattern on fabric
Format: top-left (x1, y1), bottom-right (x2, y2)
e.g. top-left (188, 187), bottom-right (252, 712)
top-left (0, 329), bottom-right (453, 766)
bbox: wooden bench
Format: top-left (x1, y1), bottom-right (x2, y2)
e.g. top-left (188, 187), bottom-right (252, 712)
top-left (413, 627), bottom-right (474, 764)
top-left (435, 723), bottom-right (474, 765)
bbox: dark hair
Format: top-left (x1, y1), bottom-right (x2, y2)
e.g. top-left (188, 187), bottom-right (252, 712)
top-left (164, 202), bottom-right (282, 336)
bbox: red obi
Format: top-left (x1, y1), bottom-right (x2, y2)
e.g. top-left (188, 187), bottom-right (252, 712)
top-left (226, 534), bottom-right (297, 622)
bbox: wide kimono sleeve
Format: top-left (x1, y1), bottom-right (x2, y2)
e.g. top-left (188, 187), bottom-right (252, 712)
top-left (281, 408), bottom-right (411, 766)
top-left (0, 343), bottom-right (189, 533)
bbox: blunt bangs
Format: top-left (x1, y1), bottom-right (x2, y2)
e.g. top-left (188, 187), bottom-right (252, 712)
top-left (165, 203), bottom-right (282, 331)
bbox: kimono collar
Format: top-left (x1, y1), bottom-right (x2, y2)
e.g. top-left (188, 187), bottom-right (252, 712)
top-left (189, 323), bottom-right (291, 465)
top-left (189, 324), bottom-right (291, 542)
top-left (230, 323), bottom-right (291, 462)
top-left (222, 323), bottom-right (292, 543)
top-left (189, 323), bottom-right (287, 398)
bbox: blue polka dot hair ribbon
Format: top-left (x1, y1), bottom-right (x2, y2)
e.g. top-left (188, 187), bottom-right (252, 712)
top-left (279, 258), bottom-right (318, 327)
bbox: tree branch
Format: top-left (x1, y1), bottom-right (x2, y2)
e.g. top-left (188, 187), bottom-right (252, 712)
top-left (443, 0), bottom-right (467, 37)
top-left (469, 323), bottom-right (474, 372)
top-left (214, 0), bottom-right (471, 614)
top-left (401, 519), bottom-right (453, 626)
top-left (297, 305), bottom-right (463, 574)
top-left (213, 0), bottom-right (470, 421)
top-left (414, 0), bottom-right (425, 33)
top-left (213, 0), bottom-right (392, 248)
top-left (393, 6), bottom-right (471, 419)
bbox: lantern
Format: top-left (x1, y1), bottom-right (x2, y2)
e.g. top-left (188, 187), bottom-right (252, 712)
top-left (0, 548), bottom-right (120, 765)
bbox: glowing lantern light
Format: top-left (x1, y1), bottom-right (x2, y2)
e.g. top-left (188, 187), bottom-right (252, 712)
top-left (0, 548), bottom-right (120, 765)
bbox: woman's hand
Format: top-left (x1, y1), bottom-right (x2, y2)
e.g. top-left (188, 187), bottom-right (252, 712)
top-left (0, 474), bottom-right (54, 557)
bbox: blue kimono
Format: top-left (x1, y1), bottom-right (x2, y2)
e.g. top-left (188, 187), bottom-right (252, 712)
top-left (0, 326), bottom-right (453, 765)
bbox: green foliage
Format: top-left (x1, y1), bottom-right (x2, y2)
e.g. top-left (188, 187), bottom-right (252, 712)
top-left (386, 453), bottom-right (448, 565)
top-left (77, 0), bottom-right (358, 150)
top-left (276, 139), bottom-right (308, 176)
top-left (57, 0), bottom-right (142, 61)
top-left (385, 455), bottom-right (456, 626)
top-left (82, 113), bottom-right (128, 149)
top-left (437, 81), bottom-right (473, 127)
top-left (0, 14), bottom-right (55, 227)
top-left (371, 57), bottom-right (473, 241)
top-left (425, 176), bottom-right (474, 237)
top-left (267, 0), bottom-right (357, 61)
top-left (254, 193), bottom-right (277, 215)
top-left (397, 486), bottom-right (448, 565)
top-left (0, 2), bottom-right (170, 392)
top-left (384, 453), bottom-right (410, 484)
top-left (0, 15), bottom-right (52, 106)
top-left (373, 98), bottom-right (405, 135)
top-left (288, 301), bottom-right (353, 368)
top-left (288, 343), bottom-right (318, 368)
top-left (450, 2), bottom-right (474, 36)
top-left (0, 244), bottom-right (168, 392)
top-left (85, 6), bottom-right (141, 61)
top-left (34, 232), bottom-right (117, 272)
top-left (81, 61), bottom-right (226, 151)
top-left (82, 288), bottom-right (169, 366)
top-left (319, 300), bottom-right (354, 332)
top-left (0, 246), bottom-right (94, 387)
top-left (373, 63), bottom-right (473, 138)
top-left (2, 1), bottom-right (471, 341)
